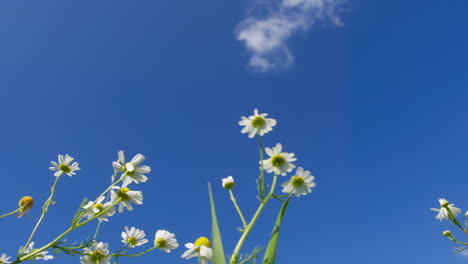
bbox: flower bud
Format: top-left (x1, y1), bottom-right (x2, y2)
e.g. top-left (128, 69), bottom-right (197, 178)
top-left (222, 176), bottom-right (235, 190)
top-left (18, 196), bottom-right (34, 218)
top-left (443, 230), bottom-right (455, 241)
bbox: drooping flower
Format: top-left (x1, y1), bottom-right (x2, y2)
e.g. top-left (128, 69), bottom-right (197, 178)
top-left (281, 167), bottom-right (316, 197)
top-left (239, 109), bottom-right (277, 138)
top-left (80, 242), bottom-right (111, 264)
top-left (112, 151), bottom-right (150, 185)
top-left (0, 253), bottom-right (11, 264)
top-left (83, 197), bottom-right (115, 222)
top-left (261, 143), bottom-right (296, 176)
top-left (111, 183), bottom-right (143, 213)
top-left (181, 237), bottom-right (212, 264)
top-left (121, 226), bottom-right (148, 248)
top-left (49, 154), bottom-right (80, 177)
top-left (21, 242), bottom-right (53, 261)
top-left (154, 229), bottom-right (179, 253)
top-left (18, 196), bottom-right (34, 218)
top-left (431, 198), bottom-right (461, 221)
top-left (222, 176), bottom-right (235, 190)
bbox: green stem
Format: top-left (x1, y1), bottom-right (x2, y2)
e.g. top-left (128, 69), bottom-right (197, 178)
top-left (229, 173), bottom-right (278, 264)
top-left (0, 207), bottom-right (22, 218)
top-left (20, 174), bottom-right (62, 255)
top-left (229, 190), bottom-right (247, 228)
top-left (93, 221), bottom-right (102, 240)
top-left (258, 133), bottom-right (265, 201)
top-left (113, 246), bottom-right (156, 257)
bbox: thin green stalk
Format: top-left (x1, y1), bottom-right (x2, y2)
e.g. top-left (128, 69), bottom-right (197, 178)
top-left (0, 207), bottom-right (22, 218)
top-left (229, 190), bottom-right (247, 229)
top-left (113, 246), bottom-right (156, 257)
top-left (258, 133), bottom-right (265, 201)
top-left (93, 222), bottom-right (102, 240)
top-left (229, 173), bottom-right (278, 264)
top-left (20, 174), bottom-right (62, 255)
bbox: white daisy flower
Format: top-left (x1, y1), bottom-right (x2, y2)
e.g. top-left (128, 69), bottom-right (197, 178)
top-left (49, 154), bottom-right (80, 177)
top-left (21, 242), bottom-right (53, 261)
top-left (181, 237), bottom-right (212, 264)
top-left (239, 109), bottom-right (277, 138)
top-left (222, 176), bottom-right (235, 190)
top-left (431, 198), bottom-right (461, 221)
top-left (261, 143), bottom-right (297, 176)
top-left (281, 167), bottom-right (316, 197)
top-left (0, 253), bottom-right (11, 264)
top-left (121, 226), bottom-right (148, 248)
top-left (83, 197), bottom-right (115, 222)
top-left (154, 229), bottom-right (179, 253)
top-left (80, 242), bottom-right (111, 264)
top-left (111, 183), bottom-right (143, 213)
top-left (112, 151), bottom-right (150, 185)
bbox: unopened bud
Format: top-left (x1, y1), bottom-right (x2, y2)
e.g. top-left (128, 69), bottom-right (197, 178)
top-left (443, 230), bottom-right (455, 241)
top-left (18, 196), bottom-right (34, 218)
top-left (222, 176), bottom-right (235, 190)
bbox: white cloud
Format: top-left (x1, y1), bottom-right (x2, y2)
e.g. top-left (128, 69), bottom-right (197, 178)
top-left (236, 0), bottom-right (345, 72)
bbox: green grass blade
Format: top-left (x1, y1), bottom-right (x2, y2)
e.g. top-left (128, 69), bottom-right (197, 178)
top-left (208, 182), bottom-right (227, 264)
top-left (262, 197), bottom-right (291, 264)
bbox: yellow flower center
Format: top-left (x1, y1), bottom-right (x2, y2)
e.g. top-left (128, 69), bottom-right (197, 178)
top-left (59, 164), bottom-right (71, 173)
top-left (18, 196), bottom-right (34, 217)
top-left (90, 250), bottom-right (105, 263)
top-left (117, 188), bottom-right (131, 201)
top-left (251, 116), bottom-right (265, 128)
top-left (194, 237), bottom-right (211, 249)
top-left (93, 203), bottom-right (104, 212)
top-left (290, 176), bottom-right (305, 188)
top-left (271, 155), bottom-right (286, 167)
top-left (155, 237), bottom-right (167, 248)
top-left (127, 236), bottom-right (138, 246)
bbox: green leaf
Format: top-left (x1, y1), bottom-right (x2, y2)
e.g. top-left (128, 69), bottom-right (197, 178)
top-left (262, 197), bottom-right (291, 264)
top-left (208, 182), bottom-right (227, 264)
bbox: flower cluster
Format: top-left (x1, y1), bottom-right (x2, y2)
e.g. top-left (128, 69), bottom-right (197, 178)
top-left (431, 198), bottom-right (468, 252)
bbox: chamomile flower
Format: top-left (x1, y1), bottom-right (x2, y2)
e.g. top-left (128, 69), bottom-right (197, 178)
top-left (121, 226), bottom-right (148, 248)
top-left (112, 151), bottom-right (150, 185)
top-left (83, 197), bottom-right (115, 222)
top-left (239, 109), bottom-right (277, 138)
top-left (49, 154), bottom-right (80, 177)
top-left (281, 167), bottom-right (316, 197)
top-left (261, 143), bottom-right (296, 176)
top-left (431, 198), bottom-right (461, 221)
top-left (80, 242), bottom-right (111, 264)
top-left (181, 237), bottom-right (212, 264)
top-left (154, 229), bottom-right (179, 253)
top-left (21, 242), bottom-right (53, 261)
top-left (18, 196), bottom-right (34, 218)
top-left (111, 183), bottom-right (143, 213)
top-left (0, 253), bottom-right (11, 264)
top-left (222, 176), bottom-right (235, 190)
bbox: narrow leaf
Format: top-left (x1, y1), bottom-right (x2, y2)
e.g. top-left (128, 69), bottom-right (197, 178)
top-left (208, 182), bottom-right (227, 264)
top-left (262, 198), bottom-right (291, 264)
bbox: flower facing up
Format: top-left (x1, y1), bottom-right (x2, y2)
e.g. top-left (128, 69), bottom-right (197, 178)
top-left (83, 197), bottom-right (115, 222)
top-left (21, 242), bottom-right (53, 261)
top-left (0, 253), bottom-right (11, 264)
top-left (111, 183), bottom-right (143, 213)
top-left (49, 154), bottom-right (80, 177)
top-left (239, 109), bottom-right (277, 138)
top-left (18, 196), bottom-right (34, 218)
top-left (121, 226), bottom-right (148, 248)
top-left (154, 229), bottom-right (179, 253)
top-left (281, 167), bottom-right (316, 197)
top-left (262, 143), bottom-right (297, 176)
top-left (80, 242), bottom-right (111, 264)
top-left (222, 176), bottom-right (235, 190)
top-left (112, 151), bottom-right (150, 185)
top-left (181, 237), bottom-right (212, 264)
top-left (431, 198), bottom-right (461, 221)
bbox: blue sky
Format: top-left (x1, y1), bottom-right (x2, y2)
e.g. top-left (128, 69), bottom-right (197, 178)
top-left (0, 0), bottom-right (468, 263)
